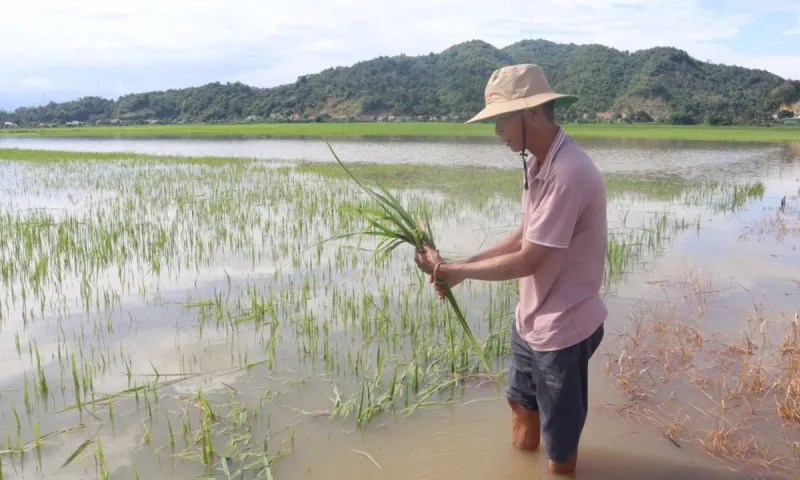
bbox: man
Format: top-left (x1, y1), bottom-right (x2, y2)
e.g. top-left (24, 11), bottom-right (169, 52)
top-left (414, 64), bottom-right (607, 475)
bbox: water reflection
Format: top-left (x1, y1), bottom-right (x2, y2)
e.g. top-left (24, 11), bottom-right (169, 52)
top-left (0, 136), bottom-right (796, 181)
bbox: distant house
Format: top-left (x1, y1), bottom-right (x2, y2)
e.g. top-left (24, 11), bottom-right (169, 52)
top-left (595, 112), bottom-right (613, 120)
top-left (775, 110), bottom-right (800, 120)
top-left (2, 121), bottom-right (18, 128)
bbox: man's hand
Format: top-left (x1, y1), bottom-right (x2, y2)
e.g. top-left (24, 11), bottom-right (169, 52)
top-left (414, 243), bottom-right (443, 275)
top-left (414, 244), bottom-right (468, 298)
top-left (429, 271), bottom-right (463, 299)
top-left (418, 222), bottom-right (524, 300)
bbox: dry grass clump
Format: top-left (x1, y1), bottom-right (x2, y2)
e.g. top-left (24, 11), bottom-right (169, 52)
top-left (740, 193), bottom-right (800, 242)
top-left (729, 356), bottom-right (769, 402)
top-left (776, 316), bottom-right (800, 425)
top-left (603, 269), bottom-right (800, 478)
top-left (701, 403), bottom-right (737, 458)
top-left (610, 269), bottom-right (713, 388)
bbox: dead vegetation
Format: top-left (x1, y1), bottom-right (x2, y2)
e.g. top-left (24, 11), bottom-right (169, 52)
top-left (602, 268), bottom-right (800, 479)
top-left (740, 192), bottom-right (800, 243)
top-left (777, 316), bottom-right (800, 426)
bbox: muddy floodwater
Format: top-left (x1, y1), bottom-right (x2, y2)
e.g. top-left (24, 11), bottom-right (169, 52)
top-left (0, 136), bottom-right (799, 479)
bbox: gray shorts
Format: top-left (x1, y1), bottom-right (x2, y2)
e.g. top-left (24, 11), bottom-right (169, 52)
top-left (504, 321), bottom-right (604, 463)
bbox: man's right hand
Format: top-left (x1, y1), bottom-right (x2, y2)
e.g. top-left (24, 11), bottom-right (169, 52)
top-left (429, 270), bottom-right (464, 299)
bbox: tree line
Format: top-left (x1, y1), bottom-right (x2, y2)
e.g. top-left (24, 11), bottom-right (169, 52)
top-left (2, 39), bottom-right (799, 127)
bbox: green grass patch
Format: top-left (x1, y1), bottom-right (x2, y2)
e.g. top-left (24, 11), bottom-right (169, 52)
top-left (0, 148), bottom-right (255, 165)
top-left (293, 161), bottom-right (718, 204)
top-left (1, 122), bottom-right (799, 142)
top-left (0, 146), bottom-right (756, 206)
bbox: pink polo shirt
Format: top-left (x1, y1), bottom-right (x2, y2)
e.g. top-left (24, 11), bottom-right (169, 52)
top-left (516, 127), bottom-right (608, 352)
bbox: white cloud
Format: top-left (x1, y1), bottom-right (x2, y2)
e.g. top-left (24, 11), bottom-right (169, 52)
top-left (17, 77), bottom-right (56, 90)
top-left (738, 53), bottom-right (800, 80)
top-left (685, 43), bottom-right (800, 81)
top-left (0, 0), bottom-right (798, 106)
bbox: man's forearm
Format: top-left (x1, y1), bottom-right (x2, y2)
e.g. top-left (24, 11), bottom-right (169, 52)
top-left (443, 250), bottom-right (531, 282)
top-left (459, 225), bottom-right (522, 264)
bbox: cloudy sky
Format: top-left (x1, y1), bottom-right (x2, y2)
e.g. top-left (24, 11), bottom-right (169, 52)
top-left (2, 0), bottom-right (799, 110)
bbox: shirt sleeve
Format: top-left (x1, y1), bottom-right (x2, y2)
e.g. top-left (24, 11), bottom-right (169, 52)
top-left (524, 179), bottom-right (582, 248)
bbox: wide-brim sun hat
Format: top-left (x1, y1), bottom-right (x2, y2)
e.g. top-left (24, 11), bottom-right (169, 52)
top-left (465, 64), bottom-right (578, 124)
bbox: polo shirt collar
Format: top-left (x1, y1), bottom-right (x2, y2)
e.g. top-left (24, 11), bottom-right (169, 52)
top-left (532, 126), bottom-right (568, 182)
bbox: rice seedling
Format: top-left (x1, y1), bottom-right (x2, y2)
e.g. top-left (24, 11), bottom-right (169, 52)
top-left (324, 140), bottom-right (492, 373)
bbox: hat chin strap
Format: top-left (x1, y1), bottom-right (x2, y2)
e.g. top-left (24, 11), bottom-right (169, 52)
top-left (521, 117), bottom-right (529, 190)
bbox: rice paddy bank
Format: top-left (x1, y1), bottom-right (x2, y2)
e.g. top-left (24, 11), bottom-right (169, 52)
top-left (2, 122), bottom-right (800, 143)
top-left (0, 146), bottom-right (795, 479)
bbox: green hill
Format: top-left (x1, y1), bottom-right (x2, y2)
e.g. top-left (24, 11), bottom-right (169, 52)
top-left (3, 39), bottom-right (799, 126)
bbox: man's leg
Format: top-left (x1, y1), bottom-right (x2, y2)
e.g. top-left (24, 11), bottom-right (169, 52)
top-left (504, 321), bottom-right (540, 451)
top-left (531, 323), bottom-right (604, 475)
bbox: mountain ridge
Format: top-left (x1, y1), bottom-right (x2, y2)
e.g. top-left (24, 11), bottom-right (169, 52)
top-left (2, 38), bottom-right (799, 126)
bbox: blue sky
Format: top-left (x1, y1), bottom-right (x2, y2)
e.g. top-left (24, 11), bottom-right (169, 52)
top-left (2, 0), bottom-right (799, 110)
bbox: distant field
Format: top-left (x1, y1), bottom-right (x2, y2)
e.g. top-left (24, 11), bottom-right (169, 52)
top-left (1, 122), bottom-right (799, 142)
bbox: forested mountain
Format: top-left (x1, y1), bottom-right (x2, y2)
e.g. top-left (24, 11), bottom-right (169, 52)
top-left (3, 39), bottom-right (799, 126)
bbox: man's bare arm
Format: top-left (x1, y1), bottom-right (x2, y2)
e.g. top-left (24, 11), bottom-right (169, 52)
top-left (441, 236), bottom-right (550, 282)
top-left (452, 217), bottom-right (524, 265)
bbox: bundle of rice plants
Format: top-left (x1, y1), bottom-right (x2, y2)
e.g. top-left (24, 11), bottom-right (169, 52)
top-left (325, 140), bottom-right (492, 373)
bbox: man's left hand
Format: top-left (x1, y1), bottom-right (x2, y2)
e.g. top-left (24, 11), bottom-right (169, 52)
top-left (414, 244), bottom-right (443, 275)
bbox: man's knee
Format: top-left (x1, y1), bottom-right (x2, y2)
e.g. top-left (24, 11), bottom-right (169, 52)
top-left (508, 398), bottom-right (540, 451)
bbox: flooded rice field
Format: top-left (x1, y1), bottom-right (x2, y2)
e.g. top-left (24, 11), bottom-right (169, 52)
top-left (0, 137), bottom-right (799, 479)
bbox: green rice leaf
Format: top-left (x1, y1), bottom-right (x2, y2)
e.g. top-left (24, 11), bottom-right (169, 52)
top-left (325, 137), bottom-right (492, 372)
top-left (374, 237), bottom-right (406, 265)
top-left (363, 218), bottom-right (415, 245)
top-left (374, 182), bottom-right (418, 231)
top-left (60, 439), bottom-right (93, 469)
